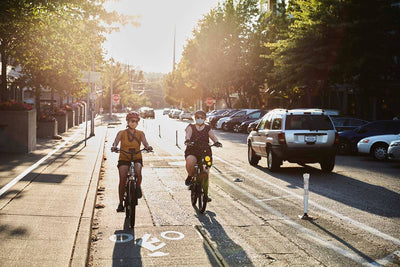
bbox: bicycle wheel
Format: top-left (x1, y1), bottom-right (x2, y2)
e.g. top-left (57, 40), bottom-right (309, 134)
top-left (190, 183), bottom-right (197, 206)
top-left (196, 183), bottom-right (206, 213)
top-left (128, 181), bottom-right (137, 228)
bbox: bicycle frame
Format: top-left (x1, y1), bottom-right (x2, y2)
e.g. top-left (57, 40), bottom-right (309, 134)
top-left (116, 147), bottom-right (148, 228)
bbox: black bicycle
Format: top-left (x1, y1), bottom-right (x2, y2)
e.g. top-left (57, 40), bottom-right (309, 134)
top-left (115, 147), bottom-right (150, 228)
top-left (188, 142), bottom-right (220, 213)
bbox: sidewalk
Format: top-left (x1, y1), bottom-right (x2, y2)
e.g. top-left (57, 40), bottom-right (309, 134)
top-left (0, 118), bottom-right (109, 266)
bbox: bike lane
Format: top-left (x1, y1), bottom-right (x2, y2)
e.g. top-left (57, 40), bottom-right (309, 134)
top-left (90, 118), bottom-right (325, 267)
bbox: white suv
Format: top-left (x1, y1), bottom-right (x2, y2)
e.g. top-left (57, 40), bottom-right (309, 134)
top-left (247, 108), bottom-right (339, 172)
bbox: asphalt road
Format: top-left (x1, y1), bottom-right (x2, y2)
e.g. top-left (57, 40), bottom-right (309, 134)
top-left (90, 110), bottom-right (400, 266)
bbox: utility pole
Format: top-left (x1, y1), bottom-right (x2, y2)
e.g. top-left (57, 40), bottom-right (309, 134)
top-left (90, 58), bottom-right (95, 137)
top-left (110, 60), bottom-right (113, 117)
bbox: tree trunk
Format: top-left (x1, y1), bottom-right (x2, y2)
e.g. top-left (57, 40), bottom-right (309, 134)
top-left (0, 46), bottom-right (8, 101)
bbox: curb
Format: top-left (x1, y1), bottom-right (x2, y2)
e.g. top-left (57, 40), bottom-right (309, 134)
top-left (69, 126), bottom-right (107, 267)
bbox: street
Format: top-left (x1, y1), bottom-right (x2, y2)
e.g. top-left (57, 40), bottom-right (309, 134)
top-left (90, 110), bottom-right (400, 266)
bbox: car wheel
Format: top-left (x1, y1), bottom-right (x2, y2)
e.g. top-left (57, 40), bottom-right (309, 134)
top-left (248, 144), bottom-right (260, 166)
top-left (267, 147), bottom-right (281, 172)
top-left (233, 124), bottom-right (241, 133)
top-left (371, 143), bottom-right (388, 160)
top-left (320, 155), bottom-right (335, 172)
top-left (337, 139), bottom-right (351, 154)
top-left (222, 123), bottom-right (229, 131)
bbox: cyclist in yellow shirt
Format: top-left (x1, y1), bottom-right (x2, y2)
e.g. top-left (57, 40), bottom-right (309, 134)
top-left (111, 112), bottom-right (153, 212)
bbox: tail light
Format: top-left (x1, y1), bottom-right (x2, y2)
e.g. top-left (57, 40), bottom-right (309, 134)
top-left (334, 132), bottom-right (339, 144)
top-left (278, 132), bottom-right (286, 144)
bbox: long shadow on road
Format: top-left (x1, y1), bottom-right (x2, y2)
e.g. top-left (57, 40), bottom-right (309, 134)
top-left (196, 210), bottom-right (254, 267)
top-left (254, 164), bottom-right (400, 218)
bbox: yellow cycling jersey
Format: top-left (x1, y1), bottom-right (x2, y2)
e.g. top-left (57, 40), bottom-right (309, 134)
top-left (119, 129), bottom-right (143, 162)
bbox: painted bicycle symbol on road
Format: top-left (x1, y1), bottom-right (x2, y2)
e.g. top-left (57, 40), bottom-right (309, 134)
top-left (109, 231), bottom-right (185, 257)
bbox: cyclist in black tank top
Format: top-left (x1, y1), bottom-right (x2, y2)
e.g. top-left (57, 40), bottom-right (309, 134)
top-left (184, 110), bottom-right (222, 188)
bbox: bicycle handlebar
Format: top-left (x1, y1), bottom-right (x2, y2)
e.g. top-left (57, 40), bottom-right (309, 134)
top-left (186, 141), bottom-right (222, 148)
top-left (114, 147), bottom-right (153, 155)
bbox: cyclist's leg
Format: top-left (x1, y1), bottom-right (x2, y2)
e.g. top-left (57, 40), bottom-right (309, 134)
top-left (203, 169), bottom-right (211, 202)
top-left (185, 155), bottom-right (197, 185)
top-left (134, 161), bottom-right (143, 198)
top-left (118, 165), bottom-right (129, 204)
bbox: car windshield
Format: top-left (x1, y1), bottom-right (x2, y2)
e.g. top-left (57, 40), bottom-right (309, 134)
top-left (285, 115), bottom-right (334, 130)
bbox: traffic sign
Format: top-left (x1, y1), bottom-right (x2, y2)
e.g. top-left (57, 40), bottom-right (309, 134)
top-left (206, 97), bottom-right (214, 107)
top-left (113, 94), bottom-right (120, 105)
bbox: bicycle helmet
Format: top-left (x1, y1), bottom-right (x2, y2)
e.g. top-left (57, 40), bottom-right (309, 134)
top-left (126, 111), bottom-right (140, 121)
top-left (194, 110), bottom-right (207, 118)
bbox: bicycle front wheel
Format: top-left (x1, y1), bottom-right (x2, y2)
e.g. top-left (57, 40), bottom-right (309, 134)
top-left (127, 181), bottom-right (137, 228)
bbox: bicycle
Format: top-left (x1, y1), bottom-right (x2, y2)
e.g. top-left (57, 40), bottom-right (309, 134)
top-left (188, 142), bottom-right (220, 213)
top-left (114, 147), bottom-right (151, 228)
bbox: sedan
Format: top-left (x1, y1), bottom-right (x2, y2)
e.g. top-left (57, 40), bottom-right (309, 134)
top-left (357, 133), bottom-right (400, 160)
top-left (179, 110), bottom-right (193, 120)
top-left (331, 116), bottom-right (369, 132)
top-left (388, 140), bottom-right (400, 161)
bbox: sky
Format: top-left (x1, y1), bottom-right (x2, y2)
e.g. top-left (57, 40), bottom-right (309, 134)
top-left (102, 0), bottom-right (221, 74)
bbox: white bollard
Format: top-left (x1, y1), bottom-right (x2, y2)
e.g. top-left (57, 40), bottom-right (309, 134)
top-left (300, 173), bottom-right (313, 220)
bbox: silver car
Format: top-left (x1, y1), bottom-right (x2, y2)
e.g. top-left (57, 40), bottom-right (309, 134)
top-left (247, 108), bottom-right (339, 172)
top-left (388, 140), bottom-right (400, 161)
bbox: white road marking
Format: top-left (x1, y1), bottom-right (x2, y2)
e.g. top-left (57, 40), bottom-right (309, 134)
top-left (256, 195), bottom-right (295, 202)
top-left (109, 233), bottom-right (134, 243)
top-left (0, 129), bottom-right (83, 198)
top-left (160, 231), bottom-right (185, 240)
top-left (214, 155), bottom-right (400, 247)
top-left (374, 251), bottom-right (400, 266)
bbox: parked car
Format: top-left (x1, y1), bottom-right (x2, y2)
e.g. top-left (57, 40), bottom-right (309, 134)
top-left (247, 118), bottom-right (262, 133)
top-left (247, 108), bottom-right (338, 172)
top-left (388, 140), bottom-right (400, 161)
top-left (223, 109), bottom-right (268, 132)
top-left (216, 109), bottom-right (258, 130)
top-left (237, 110), bottom-right (269, 133)
top-left (338, 120), bottom-right (400, 154)
top-left (179, 110), bottom-right (193, 120)
top-left (139, 107), bottom-right (155, 119)
top-left (170, 109), bottom-right (182, 119)
top-left (207, 109), bottom-right (236, 128)
top-left (357, 134), bottom-right (400, 160)
top-left (331, 116), bottom-right (369, 132)
top-left (163, 108), bottom-right (170, 115)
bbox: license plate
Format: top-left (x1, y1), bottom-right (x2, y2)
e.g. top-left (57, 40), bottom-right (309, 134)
top-left (305, 135), bottom-right (316, 143)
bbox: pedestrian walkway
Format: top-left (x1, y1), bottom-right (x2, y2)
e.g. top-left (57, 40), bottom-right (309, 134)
top-left (0, 118), bottom-right (108, 266)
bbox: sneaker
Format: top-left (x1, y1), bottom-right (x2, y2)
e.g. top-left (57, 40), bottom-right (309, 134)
top-left (116, 203), bottom-right (124, 212)
top-left (137, 187), bottom-right (142, 199)
top-left (185, 176), bottom-right (192, 186)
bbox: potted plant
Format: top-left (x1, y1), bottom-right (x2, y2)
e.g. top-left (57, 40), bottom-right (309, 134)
top-left (37, 109), bottom-right (58, 139)
top-left (54, 108), bottom-right (68, 134)
top-left (65, 104), bottom-right (75, 128)
top-left (0, 100), bottom-right (36, 153)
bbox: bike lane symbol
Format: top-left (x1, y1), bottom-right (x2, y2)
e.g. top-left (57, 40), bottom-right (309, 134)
top-left (109, 231), bottom-right (185, 257)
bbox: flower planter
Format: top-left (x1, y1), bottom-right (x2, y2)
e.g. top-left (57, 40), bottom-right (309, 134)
top-left (55, 114), bottom-right (68, 134)
top-left (80, 102), bottom-right (86, 122)
top-left (74, 107), bottom-right (81, 125)
top-left (37, 120), bottom-right (58, 139)
top-left (0, 109), bottom-right (36, 153)
top-left (67, 110), bottom-right (75, 128)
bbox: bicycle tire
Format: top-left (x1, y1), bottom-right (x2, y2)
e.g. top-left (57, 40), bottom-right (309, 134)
top-left (190, 184), bottom-right (197, 206)
top-left (198, 184), bottom-right (207, 213)
top-left (128, 181), bottom-right (137, 228)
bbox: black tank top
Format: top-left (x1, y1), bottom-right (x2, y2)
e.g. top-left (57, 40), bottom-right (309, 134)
top-left (189, 124), bottom-right (211, 147)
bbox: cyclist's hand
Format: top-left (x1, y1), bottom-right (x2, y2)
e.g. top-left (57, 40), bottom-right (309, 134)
top-left (214, 142), bottom-right (222, 148)
top-left (111, 146), bottom-right (118, 152)
top-left (146, 146), bottom-right (153, 152)
top-left (184, 139), bottom-right (192, 146)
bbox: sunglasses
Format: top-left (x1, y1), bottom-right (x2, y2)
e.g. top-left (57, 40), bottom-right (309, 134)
top-left (129, 120), bottom-right (139, 123)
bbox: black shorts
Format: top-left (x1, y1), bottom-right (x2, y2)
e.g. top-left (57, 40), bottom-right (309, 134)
top-left (184, 147), bottom-right (212, 164)
top-left (117, 159), bottom-right (143, 168)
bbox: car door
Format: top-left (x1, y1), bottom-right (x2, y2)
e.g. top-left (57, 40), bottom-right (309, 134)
top-left (254, 113), bottom-right (273, 156)
top-left (251, 114), bottom-right (270, 154)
